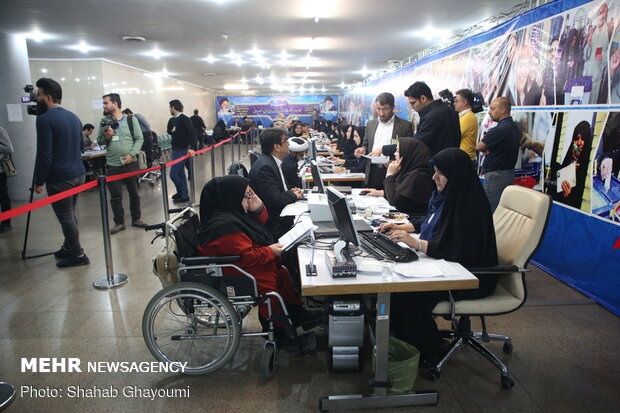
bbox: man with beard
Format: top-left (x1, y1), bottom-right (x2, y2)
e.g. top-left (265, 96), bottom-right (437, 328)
top-left (354, 92), bottom-right (413, 189)
top-left (98, 93), bottom-right (147, 234)
top-left (33, 78), bottom-right (89, 267)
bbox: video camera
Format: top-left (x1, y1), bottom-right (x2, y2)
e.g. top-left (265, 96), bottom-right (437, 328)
top-left (471, 92), bottom-right (485, 114)
top-left (438, 89), bottom-right (455, 108)
top-left (22, 85), bottom-right (38, 116)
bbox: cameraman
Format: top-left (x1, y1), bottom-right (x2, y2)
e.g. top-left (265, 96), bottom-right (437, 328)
top-left (32, 78), bottom-right (89, 267)
top-left (98, 93), bottom-right (147, 234)
top-left (454, 89), bottom-right (479, 161)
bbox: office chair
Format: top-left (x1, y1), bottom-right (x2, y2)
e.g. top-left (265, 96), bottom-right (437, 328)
top-left (249, 150), bottom-right (260, 166)
top-left (228, 161), bottom-right (249, 178)
top-left (430, 185), bottom-right (552, 389)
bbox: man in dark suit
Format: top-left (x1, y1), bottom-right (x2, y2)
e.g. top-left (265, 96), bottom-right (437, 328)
top-left (405, 81), bottom-right (461, 156)
top-left (354, 92), bottom-right (413, 189)
top-left (249, 128), bottom-right (303, 237)
top-left (190, 109), bottom-right (207, 148)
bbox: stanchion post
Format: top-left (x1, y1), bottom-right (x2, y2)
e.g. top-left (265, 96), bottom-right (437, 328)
top-left (230, 134), bottom-right (235, 162)
top-left (93, 175), bottom-right (128, 290)
top-left (221, 142), bottom-right (226, 176)
top-left (159, 162), bottom-right (170, 221)
top-left (210, 145), bottom-right (216, 179)
top-left (188, 155), bottom-right (197, 206)
top-left (238, 132), bottom-right (242, 159)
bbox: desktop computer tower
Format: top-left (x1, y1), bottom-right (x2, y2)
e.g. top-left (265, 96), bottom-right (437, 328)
top-left (327, 299), bottom-right (364, 372)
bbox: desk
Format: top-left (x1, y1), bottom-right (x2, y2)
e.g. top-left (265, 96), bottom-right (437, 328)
top-left (82, 150), bottom-right (107, 179)
top-left (298, 246), bottom-right (478, 411)
top-left (304, 172), bottom-right (365, 183)
top-left (81, 149), bottom-right (107, 159)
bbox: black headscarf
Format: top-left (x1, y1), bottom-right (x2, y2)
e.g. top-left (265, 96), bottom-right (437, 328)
top-left (426, 148), bottom-right (497, 268)
top-left (391, 138), bottom-right (435, 203)
top-left (198, 175), bottom-right (274, 246)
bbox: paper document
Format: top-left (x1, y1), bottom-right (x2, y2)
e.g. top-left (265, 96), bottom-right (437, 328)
top-left (556, 163), bottom-right (576, 193)
top-left (278, 218), bottom-right (316, 251)
top-left (394, 261), bottom-right (446, 278)
top-left (362, 155), bottom-right (390, 164)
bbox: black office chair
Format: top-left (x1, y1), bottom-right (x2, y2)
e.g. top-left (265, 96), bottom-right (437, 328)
top-left (228, 161), bottom-right (248, 178)
top-left (249, 150), bottom-right (260, 166)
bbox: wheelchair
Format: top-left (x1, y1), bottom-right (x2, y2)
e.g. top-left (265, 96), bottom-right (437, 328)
top-left (142, 207), bottom-right (316, 378)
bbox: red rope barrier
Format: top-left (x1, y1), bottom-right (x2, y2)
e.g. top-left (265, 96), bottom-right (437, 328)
top-left (0, 137), bottom-right (237, 222)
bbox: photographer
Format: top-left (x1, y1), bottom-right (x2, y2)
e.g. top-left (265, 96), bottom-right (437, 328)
top-left (0, 126), bottom-right (14, 233)
top-left (98, 93), bottom-right (147, 234)
top-left (32, 78), bottom-right (89, 267)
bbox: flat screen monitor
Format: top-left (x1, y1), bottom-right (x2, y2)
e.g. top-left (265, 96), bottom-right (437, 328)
top-left (308, 138), bottom-right (318, 161)
top-left (310, 160), bottom-right (326, 194)
top-left (326, 186), bottom-right (360, 247)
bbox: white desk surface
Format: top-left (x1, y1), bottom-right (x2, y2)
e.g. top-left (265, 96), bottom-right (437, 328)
top-left (304, 172), bottom-right (365, 182)
top-left (298, 246), bottom-right (478, 296)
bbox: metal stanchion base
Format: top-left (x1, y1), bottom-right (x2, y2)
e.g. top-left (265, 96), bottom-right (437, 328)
top-left (0, 382), bottom-right (16, 411)
top-left (93, 274), bottom-right (129, 290)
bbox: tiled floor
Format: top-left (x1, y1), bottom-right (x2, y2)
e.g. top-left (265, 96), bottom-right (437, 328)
top-left (1, 142), bottom-right (618, 412)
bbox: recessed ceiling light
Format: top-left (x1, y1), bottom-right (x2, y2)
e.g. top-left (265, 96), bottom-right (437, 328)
top-left (146, 48), bottom-right (168, 59)
top-left (321, 86), bottom-right (326, 92)
top-left (314, 16), bottom-right (320, 23)
top-left (68, 41), bottom-right (97, 54)
top-left (234, 57), bottom-right (245, 66)
top-left (203, 72), bottom-right (217, 77)
top-left (41, 68), bottom-right (47, 73)
top-left (203, 54), bottom-right (218, 64)
top-left (61, 77), bottom-right (66, 81)
top-left (22, 30), bottom-right (53, 42)
top-left (121, 35), bottom-right (146, 43)
top-left (75, 78), bottom-right (80, 82)
top-left (225, 51), bottom-right (238, 60)
top-left (339, 82), bottom-right (345, 89)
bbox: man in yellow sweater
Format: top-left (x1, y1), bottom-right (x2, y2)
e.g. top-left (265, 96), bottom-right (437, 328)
top-left (454, 89), bottom-right (478, 160)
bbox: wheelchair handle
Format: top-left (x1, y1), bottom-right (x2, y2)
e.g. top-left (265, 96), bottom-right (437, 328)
top-left (144, 223), bottom-right (166, 231)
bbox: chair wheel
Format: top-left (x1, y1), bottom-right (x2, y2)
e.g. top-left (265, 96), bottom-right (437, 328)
top-left (503, 342), bottom-right (513, 354)
top-left (259, 343), bottom-right (278, 379)
top-left (501, 376), bottom-right (514, 390)
top-left (427, 369), bottom-right (440, 381)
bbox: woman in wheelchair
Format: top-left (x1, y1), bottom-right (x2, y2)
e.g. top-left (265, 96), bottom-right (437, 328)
top-left (379, 148), bottom-right (498, 366)
top-left (197, 175), bottom-right (323, 339)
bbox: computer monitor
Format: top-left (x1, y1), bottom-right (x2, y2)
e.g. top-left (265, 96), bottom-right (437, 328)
top-left (326, 186), bottom-right (360, 247)
top-left (310, 160), bottom-right (326, 194)
top-left (308, 138), bottom-right (318, 161)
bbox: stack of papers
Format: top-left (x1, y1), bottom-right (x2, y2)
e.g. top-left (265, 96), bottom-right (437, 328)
top-left (394, 259), bottom-right (451, 278)
top-left (278, 217), bottom-right (316, 251)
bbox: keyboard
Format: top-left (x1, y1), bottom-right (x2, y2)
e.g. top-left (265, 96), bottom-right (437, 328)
top-left (359, 232), bottom-right (419, 262)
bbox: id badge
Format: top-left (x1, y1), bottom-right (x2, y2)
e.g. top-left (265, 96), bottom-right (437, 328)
top-left (111, 135), bottom-right (120, 142)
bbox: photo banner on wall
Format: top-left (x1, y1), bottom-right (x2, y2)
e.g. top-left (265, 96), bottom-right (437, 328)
top-left (340, 0), bottom-right (620, 316)
top-left (215, 95), bottom-right (338, 126)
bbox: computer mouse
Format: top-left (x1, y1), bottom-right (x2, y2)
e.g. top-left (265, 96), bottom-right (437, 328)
top-left (359, 190), bottom-right (370, 196)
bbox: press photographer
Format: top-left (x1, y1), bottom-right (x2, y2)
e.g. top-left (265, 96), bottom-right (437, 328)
top-left (32, 78), bottom-right (89, 267)
top-left (97, 93), bottom-right (147, 234)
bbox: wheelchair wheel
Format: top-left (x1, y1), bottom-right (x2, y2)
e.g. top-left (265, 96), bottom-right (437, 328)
top-left (142, 282), bottom-right (241, 375)
top-left (259, 342), bottom-right (278, 379)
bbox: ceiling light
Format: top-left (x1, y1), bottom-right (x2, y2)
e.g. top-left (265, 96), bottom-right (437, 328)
top-left (412, 27), bottom-right (450, 40)
top-left (314, 16), bottom-right (320, 23)
top-left (203, 72), bottom-right (217, 77)
top-left (154, 69), bottom-right (170, 78)
top-left (360, 66), bottom-right (371, 77)
top-left (225, 51), bottom-right (239, 60)
top-left (203, 54), bottom-right (218, 64)
top-left (309, 86), bottom-right (315, 93)
top-left (61, 77), bottom-right (66, 81)
top-left (224, 84), bottom-right (249, 90)
top-left (234, 57), bottom-right (245, 66)
top-left (339, 82), bottom-right (345, 89)
top-left (146, 48), bottom-right (168, 59)
top-left (22, 30), bottom-right (53, 42)
top-left (321, 86), bottom-right (326, 92)
top-left (75, 78), bottom-right (80, 82)
top-left (41, 68), bottom-right (47, 73)
top-left (68, 41), bottom-right (97, 54)
top-left (256, 75), bottom-right (264, 85)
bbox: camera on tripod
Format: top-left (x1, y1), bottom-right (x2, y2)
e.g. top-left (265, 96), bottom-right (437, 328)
top-left (22, 85), bottom-right (38, 116)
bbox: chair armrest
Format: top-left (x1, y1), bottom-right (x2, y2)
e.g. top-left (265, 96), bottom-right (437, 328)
top-left (180, 256), bottom-right (241, 266)
top-left (466, 265), bottom-right (524, 275)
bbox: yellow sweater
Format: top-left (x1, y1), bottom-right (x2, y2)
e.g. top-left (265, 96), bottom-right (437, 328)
top-left (459, 110), bottom-right (478, 160)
